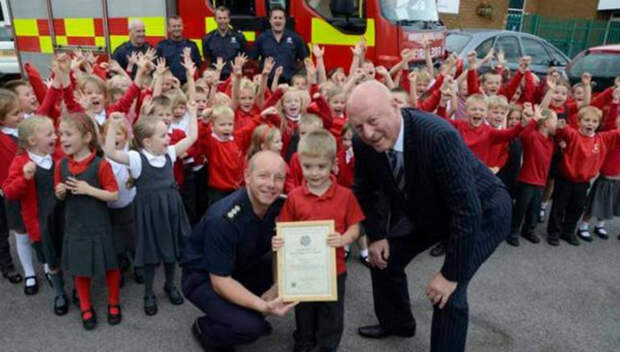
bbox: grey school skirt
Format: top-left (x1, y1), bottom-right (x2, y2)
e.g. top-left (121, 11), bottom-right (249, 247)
top-left (586, 176), bottom-right (620, 220)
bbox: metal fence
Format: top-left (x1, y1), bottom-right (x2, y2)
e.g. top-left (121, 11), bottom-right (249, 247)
top-left (520, 14), bottom-right (620, 58)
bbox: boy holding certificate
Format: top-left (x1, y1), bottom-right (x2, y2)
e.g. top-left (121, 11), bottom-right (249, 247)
top-left (273, 129), bottom-right (365, 352)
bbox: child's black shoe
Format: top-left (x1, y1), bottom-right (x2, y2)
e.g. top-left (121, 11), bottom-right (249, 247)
top-left (81, 309), bottom-right (97, 331)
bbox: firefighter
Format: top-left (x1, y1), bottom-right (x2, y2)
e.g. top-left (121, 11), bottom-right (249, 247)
top-left (156, 16), bottom-right (202, 85)
top-left (112, 19), bottom-right (153, 78)
top-left (251, 4), bottom-right (308, 84)
top-left (202, 5), bottom-right (247, 80)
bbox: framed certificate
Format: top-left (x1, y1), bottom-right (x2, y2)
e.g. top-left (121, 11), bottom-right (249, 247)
top-left (276, 220), bottom-right (337, 302)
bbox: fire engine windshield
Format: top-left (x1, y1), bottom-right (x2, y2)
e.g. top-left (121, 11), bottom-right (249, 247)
top-left (380, 0), bottom-right (439, 23)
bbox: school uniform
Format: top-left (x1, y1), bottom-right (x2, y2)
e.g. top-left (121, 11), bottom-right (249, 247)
top-left (279, 176), bottom-right (365, 350)
top-left (107, 157), bottom-right (137, 257)
top-left (509, 122), bottom-right (554, 242)
top-left (200, 117), bottom-right (260, 206)
top-left (3, 152), bottom-right (64, 269)
top-left (547, 126), bottom-right (620, 243)
top-left (1, 128), bottom-right (26, 233)
top-left (584, 148), bottom-right (620, 220)
top-left (441, 119), bottom-right (523, 165)
top-left (55, 153), bottom-right (119, 276)
top-left (127, 147), bottom-right (190, 266)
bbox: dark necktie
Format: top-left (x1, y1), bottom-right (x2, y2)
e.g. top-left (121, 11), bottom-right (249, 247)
top-left (387, 149), bottom-right (405, 192)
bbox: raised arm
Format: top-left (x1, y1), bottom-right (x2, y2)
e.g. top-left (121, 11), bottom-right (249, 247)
top-left (312, 45), bottom-right (327, 84)
top-left (257, 57), bottom-right (274, 108)
top-left (173, 100), bottom-right (198, 157)
top-left (230, 53), bottom-right (248, 110)
top-left (103, 119), bottom-right (130, 165)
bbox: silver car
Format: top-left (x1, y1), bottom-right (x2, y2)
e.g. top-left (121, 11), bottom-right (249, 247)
top-left (0, 25), bottom-right (19, 81)
top-left (445, 29), bottom-right (571, 77)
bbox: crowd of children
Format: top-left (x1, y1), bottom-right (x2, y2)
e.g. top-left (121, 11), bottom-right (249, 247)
top-left (0, 32), bottom-right (618, 352)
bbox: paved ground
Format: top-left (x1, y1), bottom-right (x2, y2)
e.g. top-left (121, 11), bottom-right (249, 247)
top-left (1, 219), bottom-right (619, 352)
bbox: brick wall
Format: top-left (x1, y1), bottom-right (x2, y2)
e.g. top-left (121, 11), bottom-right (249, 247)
top-left (440, 0), bottom-right (510, 29)
top-left (440, 0), bottom-right (610, 30)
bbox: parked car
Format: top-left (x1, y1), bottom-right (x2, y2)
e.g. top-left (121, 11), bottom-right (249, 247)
top-left (565, 45), bottom-right (620, 93)
top-left (0, 25), bottom-right (19, 82)
top-left (445, 29), bottom-right (570, 78)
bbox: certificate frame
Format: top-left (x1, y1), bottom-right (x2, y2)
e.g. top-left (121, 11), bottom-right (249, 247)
top-left (276, 220), bottom-right (337, 302)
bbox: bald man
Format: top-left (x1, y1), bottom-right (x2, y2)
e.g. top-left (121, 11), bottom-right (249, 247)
top-left (348, 81), bottom-right (511, 352)
top-left (182, 151), bottom-right (297, 351)
top-left (112, 19), bottom-right (152, 78)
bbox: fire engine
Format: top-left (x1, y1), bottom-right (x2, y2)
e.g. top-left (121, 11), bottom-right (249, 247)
top-left (7, 0), bottom-right (445, 77)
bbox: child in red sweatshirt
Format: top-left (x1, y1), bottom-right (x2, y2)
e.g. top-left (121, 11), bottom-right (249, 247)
top-left (507, 107), bottom-right (557, 246)
top-left (546, 106), bottom-right (620, 246)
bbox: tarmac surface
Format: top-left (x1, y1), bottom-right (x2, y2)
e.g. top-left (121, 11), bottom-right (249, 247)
top-left (1, 218), bottom-right (619, 352)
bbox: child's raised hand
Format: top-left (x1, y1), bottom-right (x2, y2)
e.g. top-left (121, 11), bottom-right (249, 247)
top-left (482, 48), bottom-right (495, 65)
top-left (558, 140), bottom-right (567, 149)
top-left (262, 57), bottom-right (275, 76)
top-left (187, 99), bottom-right (198, 117)
top-left (408, 70), bottom-right (417, 82)
top-left (155, 57), bottom-right (167, 76)
top-left (23, 161), bottom-right (36, 180)
top-left (272, 236), bottom-right (284, 251)
top-left (65, 177), bottom-right (92, 196)
top-left (109, 112), bottom-right (125, 122)
top-left (277, 83), bottom-right (290, 93)
top-left (400, 48), bottom-right (413, 63)
top-left (213, 57), bottom-right (225, 73)
top-left (312, 44), bottom-right (324, 58)
top-left (55, 183), bottom-right (67, 199)
top-left (261, 106), bottom-right (279, 117)
top-left (497, 50), bottom-right (505, 66)
top-left (581, 72), bottom-right (592, 86)
top-left (466, 51), bottom-right (477, 69)
top-left (375, 65), bottom-right (389, 77)
top-left (326, 232), bottom-right (344, 248)
top-left (144, 47), bottom-right (157, 62)
top-left (614, 76), bottom-right (620, 88)
top-left (546, 74), bottom-right (557, 91)
top-left (274, 66), bottom-right (284, 77)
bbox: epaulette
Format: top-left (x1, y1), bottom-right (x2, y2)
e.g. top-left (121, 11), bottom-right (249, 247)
top-left (224, 204), bottom-right (243, 222)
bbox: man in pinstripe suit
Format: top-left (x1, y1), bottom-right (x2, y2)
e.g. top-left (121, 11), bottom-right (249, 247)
top-left (347, 81), bottom-right (511, 352)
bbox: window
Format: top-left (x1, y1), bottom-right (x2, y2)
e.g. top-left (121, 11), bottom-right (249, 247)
top-left (445, 33), bottom-right (471, 54)
top-left (379, 0), bottom-right (439, 22)
top-left (209, 0), bottom-right (255, 16)
top-left (306, 0), bottom-right (366, 34)
top-left (569, 53), bottom-right (620, 78)
top-left (521, 38), bottom-right (551, 65)
top-left (475, 37), bottom-right (495, 59)
top-left (544, 44), bottom-right (569, 66)
top-left (495, 36), bottom-right (521, 63)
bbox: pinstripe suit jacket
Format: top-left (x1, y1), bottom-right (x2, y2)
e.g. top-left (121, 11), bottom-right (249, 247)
top-left (353, 108), bottom-right (506, 283)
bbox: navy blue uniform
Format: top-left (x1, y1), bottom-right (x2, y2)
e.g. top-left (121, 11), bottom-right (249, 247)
top-left (181, 188), bottom-right (284, 349)
top-left (155, 38), bottom-right (202, 85)
top-left (202, 29), bottom-right (247, 80)
top-left (250, 29), bottom-right (308, 83)
top-left (112, 41), bottom-right (152, 78)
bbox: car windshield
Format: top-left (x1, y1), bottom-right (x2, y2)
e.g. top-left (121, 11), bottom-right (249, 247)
top-left (445, 33), bottom-right (471, 54)
top-left (569, 52), bottom-right (620, 78)
top-left (380, 0), bottom-right (439, 22)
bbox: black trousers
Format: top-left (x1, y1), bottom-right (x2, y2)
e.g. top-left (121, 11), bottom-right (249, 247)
top-left (547, 176), bottom-right (590, 238)
top-left (182, 255), bottom-right (273, 349)
top-left (510, 182), bottom-right (543, 238)
top-left (370, 188), bottom-right (511, 352)
top-left (207, 187), bottom-right (233, 208)
top-left (181, 168), bottom-right (198, 226)
top-left (194, 167), bottom-right (209, 220)
top-left (294, 273), bottom-right (346, 350)
top-left (0, 195), bottom-right (14, 269)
